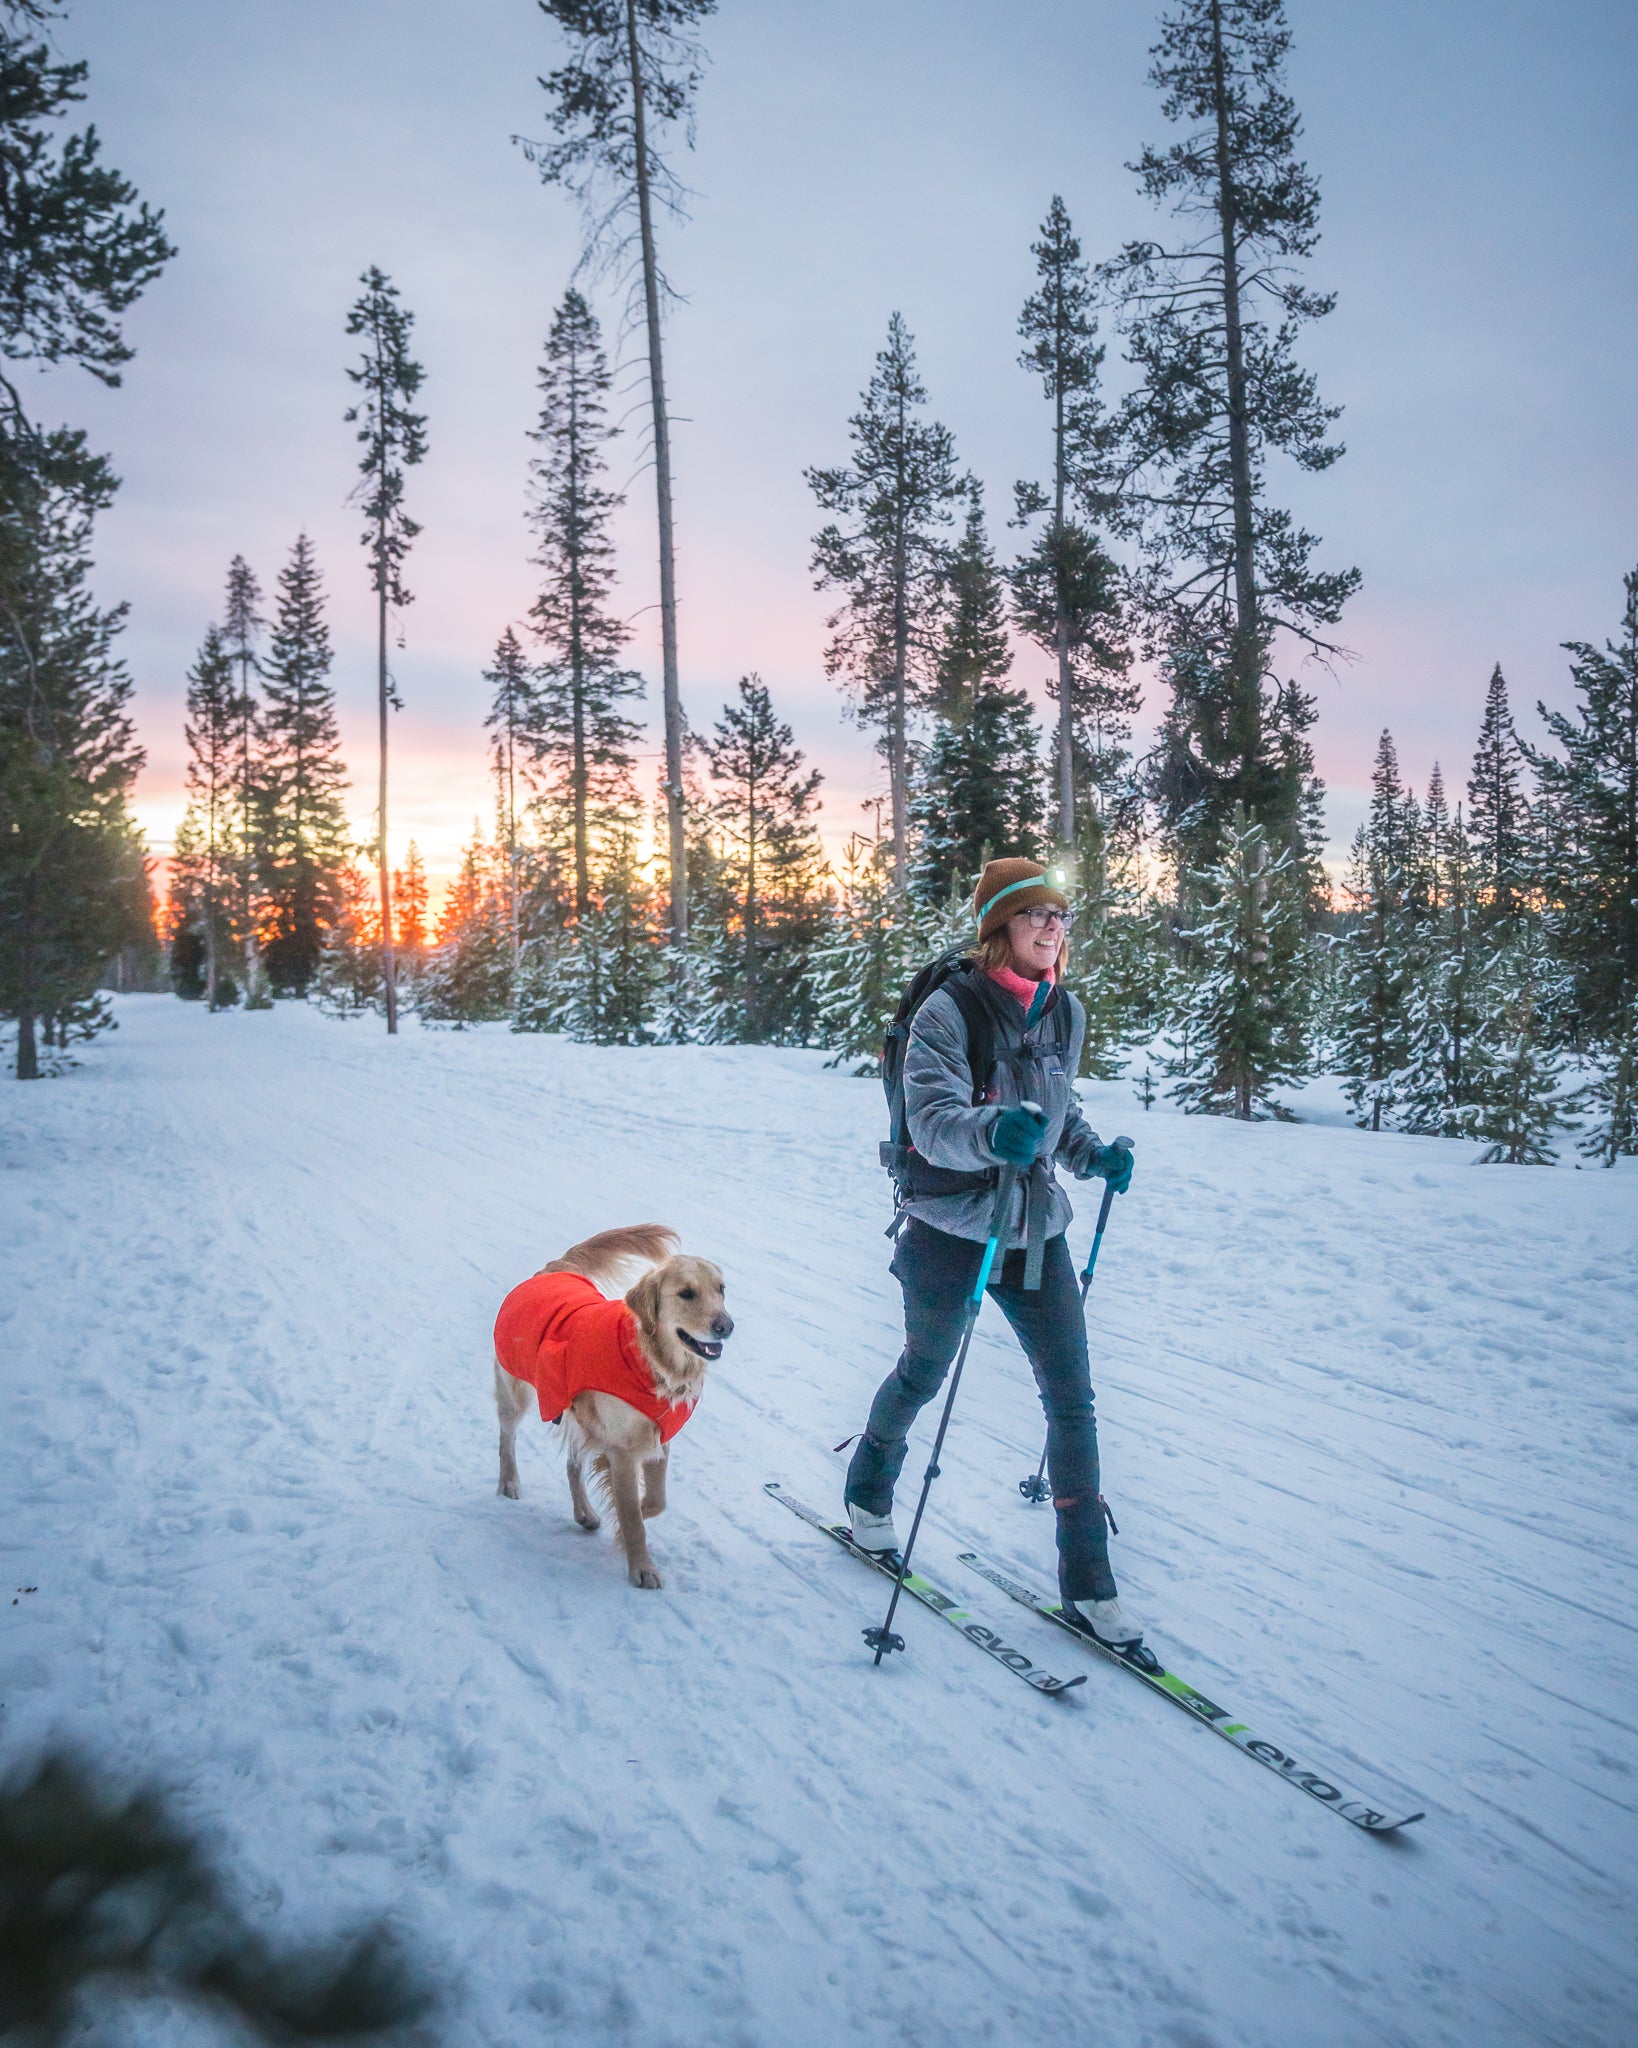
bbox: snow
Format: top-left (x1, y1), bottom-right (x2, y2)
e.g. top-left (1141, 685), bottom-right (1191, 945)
top-left (4, 997), bottom-right (1636, 2048)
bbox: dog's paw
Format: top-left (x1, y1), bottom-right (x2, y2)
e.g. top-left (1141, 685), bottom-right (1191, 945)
top-left (575, 1507), bottom-right (601, 1531)
top-left (498, 1479), bottom-right (521, 1500)
top-left (629, 1564), bottom-right (663, 1590)
top-left (640, 1499), bottom-right (665, 1519)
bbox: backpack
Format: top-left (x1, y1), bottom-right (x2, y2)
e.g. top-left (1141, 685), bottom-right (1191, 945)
top-left (878, 950), bottom-right (1071, 1202)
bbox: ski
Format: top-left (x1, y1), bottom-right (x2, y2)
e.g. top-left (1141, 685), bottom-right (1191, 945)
top-left (957, 1550), bottom-right (1425, 1835)
top-left (765, 1483), bottom-right (1085, 1699)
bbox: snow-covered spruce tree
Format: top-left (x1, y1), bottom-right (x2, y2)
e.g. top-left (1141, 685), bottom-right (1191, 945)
top-left (417, 830), bottom-right (512, 1027)
top-left (1397, 800), bottom-right (1492, 1137)
top-left (1010, 195), bottom-right (1133, 857)
top-left (484, 626), bottom-right (536, 967)
top-left (809, 835), bottom-right (897, 1072)
top-left (391, 839), bottom-right (428, 987)
top-left (807, 314), bottom-right (964, 890)
top-left (912, 491), bottom-right (1043, 906)
top-left (811, 835), bottom-right (966, 1074)
top-left (1575, 1007), bottom-right (1638, 1167)
top-left (344, 266), bottom-right (427, 1035)
top-left (527, 289), bottom-right (644, 924)
top-left (527, 0), bottom-right (715, 942)
top-left (1166, 805), bottom-right (1309, 1119)
top-left (221, 555), bottom-right (269, 1005)
top-left (1467, 937), bottom-right (1566, 1165)
top-left (176, 624), bottom-right (241, 1009)
top-left (557, 817), bottom-right (664, 1045)
top-left (0, 471), bottom-right (148, 1075)
top-left (702, 674), bottom-right (826, 1044)
top-left (1466, 663), bottom-right (1531, 930)
top-left (1527, 565), bottom-right (1638, 1048)
top-left (1334, 730), bottom-right (1414, 1129)
top-left (1102, 0), bottom-right (1358, 887)
top-left (256, 535), bottom-right (350, 995)
top-left (647, 749), bottom-right (720, 1044)
top-left (312, 861), bottom-right (383, 1020)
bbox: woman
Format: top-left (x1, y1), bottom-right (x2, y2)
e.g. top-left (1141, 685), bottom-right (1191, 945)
top-left (843, 856), bottom-right (1143, 1650)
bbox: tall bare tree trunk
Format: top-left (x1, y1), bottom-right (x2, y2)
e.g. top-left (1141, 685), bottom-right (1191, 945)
top-left (626, 0), bottom-right (688, 942)
top-left (16, 1007), bottom-right (38, 1080)
top-left (1053, 364), bottom-right (1074, 850)
top-left (238, 689), bottom-right (262, 1005)
top-left (888, 388), bottom-right (909, 890)
top-left (1210, 0), bottom-right (1263, 787)
top-left (377, 575), bottom-right (398, 1034)
top-left (203, 776), bottom-right (219, 1012)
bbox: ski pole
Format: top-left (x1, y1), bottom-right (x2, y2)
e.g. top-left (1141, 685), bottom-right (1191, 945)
top-left (864, 1161), bottom-right (1021, 1665)
top-left (1019, 1138), bottom-right (1132, 1504)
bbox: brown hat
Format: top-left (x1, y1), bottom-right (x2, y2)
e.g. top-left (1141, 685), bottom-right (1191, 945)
top-left (973, 857), bottom-right (1069, 942)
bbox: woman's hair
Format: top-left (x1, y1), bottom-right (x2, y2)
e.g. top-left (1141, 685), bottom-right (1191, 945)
top-left (968, 927), bottom-right (1069, 976)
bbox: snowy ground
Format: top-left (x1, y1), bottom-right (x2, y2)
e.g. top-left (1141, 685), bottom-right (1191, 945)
top-left (4, 998), bottom-right (1636, 2048)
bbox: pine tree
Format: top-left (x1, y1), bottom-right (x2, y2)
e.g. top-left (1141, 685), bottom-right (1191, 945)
top-left (0, 472), bottom-right (147, 1075)
top-left (1466, 663), bottom-right (1530, 926)
top-left (1010, 195), bottom-right (1131, 854)
top-left (1166, 804), bottom-right (1309, 1119)
top-left (221, 554), bottom-right (267, 1004)
top-left (484, 627), bottom-right (536, 964)
top-left (392, 839), bottom-right (428, 979)
top-left (178, 624), bottom-right (240, 1009)
top-left (559, 817), bottom-right (664, 1045)
top-left (0, 2), bottom-right (172, 1076)
top-left (345, 266), bottom-right (427, 1035)
top-left (1575, 1008), bottom-right (1638, 1167)
top-left (527, 290), bottom-right (644, 924)
top-left (912, 494), bottom-right (1044, 905)
top-left (527, 0), bottom-right (716, 943)
top-left (1397, 802), bottom-right (1491, 1137)
top-left (807, 314), bottom-right (964, 888)
top-left (312, 862), bottom-right (383, 1020)
top-left (256, 535), bottom-right (350, 995)
top-left (1100, 0), bottom-right (1358, 881)
top-left (1335, 731), bottom-right (1413, 1129)
top-left (703, 674), bottom-right (826, 1043)
top-left (416, 830), bottom-right (512, 1027)
top-left (1420, 760), bottom-right (1450, 915)
top-left (1528, 566), bottom-right (1638, 1044)
top-left (1468, 938), bottom-right (1565, 1165)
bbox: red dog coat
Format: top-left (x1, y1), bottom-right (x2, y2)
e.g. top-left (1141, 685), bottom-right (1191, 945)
top-left (493, 1270), bottom-right (696, 1444)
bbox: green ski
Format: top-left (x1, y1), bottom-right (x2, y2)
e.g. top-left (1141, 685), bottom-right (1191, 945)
top-left (765, 1483), bottom-right (1085, 1699)
top-left (957, 1549), bottom-right (1424, 1834)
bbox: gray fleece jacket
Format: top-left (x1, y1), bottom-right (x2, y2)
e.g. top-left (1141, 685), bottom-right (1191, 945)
top-left (900, 974), bottom-right (1106, 1247)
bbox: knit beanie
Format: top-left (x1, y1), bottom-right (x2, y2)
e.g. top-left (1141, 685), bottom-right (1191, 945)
top-left (973, 857), bottom-right (1069, 942)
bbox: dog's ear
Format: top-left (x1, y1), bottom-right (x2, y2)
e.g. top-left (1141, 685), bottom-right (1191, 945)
top-left (625, 1267), bottom-right (664, 1340)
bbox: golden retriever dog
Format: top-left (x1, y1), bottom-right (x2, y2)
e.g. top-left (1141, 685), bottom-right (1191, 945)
top-left (492, 1225), bottom-right (732, 1588)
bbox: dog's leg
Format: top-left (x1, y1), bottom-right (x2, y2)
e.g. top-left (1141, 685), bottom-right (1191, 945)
top-left (494, 1360), bottom-right (533, 1500)
top-left (605, 1446), bottom-right (662, 1589)
top-left (641, 1446), bottom-right (668, 1520)
top-left (565, 1451), bottom-right (601, 1532)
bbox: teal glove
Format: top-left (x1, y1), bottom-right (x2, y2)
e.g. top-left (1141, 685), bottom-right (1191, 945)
top-left (990, 1102), bottom-right (1048, 1168)
top-left (1088, 1138), bottom-right (1134, 1193)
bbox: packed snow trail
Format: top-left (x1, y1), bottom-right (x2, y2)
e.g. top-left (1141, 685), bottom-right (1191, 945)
top-left (3, 998), bottom-right (1636, 2048)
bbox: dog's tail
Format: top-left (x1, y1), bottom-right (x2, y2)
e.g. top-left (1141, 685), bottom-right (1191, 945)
top-left (542, 1224), bottom-right (679, 1296)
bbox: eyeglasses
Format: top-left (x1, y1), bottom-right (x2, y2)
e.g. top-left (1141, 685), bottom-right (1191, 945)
top-left (1021, 906), bottom-right (1075, 932)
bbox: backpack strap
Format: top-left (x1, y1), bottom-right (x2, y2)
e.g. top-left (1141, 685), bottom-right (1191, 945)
top-left (944, 971), bottom-right (996, 1106)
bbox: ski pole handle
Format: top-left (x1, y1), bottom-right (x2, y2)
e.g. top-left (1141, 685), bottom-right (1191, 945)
top-left (1079, 1137), bottom-right (1133, 1291)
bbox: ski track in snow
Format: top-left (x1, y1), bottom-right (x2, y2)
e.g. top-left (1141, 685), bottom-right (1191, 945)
top-left (3, 997), bottom-right (1636, 2048)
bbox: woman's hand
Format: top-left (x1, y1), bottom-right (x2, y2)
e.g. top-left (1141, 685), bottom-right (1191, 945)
top-left (989, 1102), bottom-right (1049, 1167)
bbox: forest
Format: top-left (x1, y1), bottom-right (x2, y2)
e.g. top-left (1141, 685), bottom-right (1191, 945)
top-left (3, 0), bottom-right (1635, 1170)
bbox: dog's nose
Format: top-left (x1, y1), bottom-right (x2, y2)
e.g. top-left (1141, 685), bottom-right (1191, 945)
top-left (711, 1312), bottom-right (734, 1339)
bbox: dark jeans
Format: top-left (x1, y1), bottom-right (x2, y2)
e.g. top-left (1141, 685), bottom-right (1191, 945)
top-left (844, 1218), bottom-right (1117, 1604)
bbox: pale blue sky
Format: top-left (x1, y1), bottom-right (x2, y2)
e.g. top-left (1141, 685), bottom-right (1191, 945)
top-left (34, 0), bottom-right (1638, 880)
